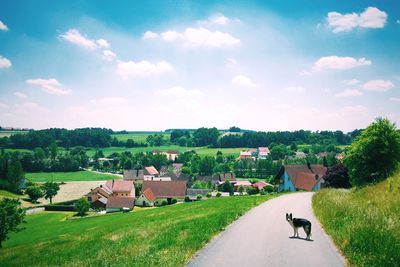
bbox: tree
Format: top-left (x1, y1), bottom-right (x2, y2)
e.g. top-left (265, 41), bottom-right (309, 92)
top-left (0, 198), bottom-right (26, 248)
top-left (193, 127), bottom-right (220, 147)
top-left (238, 185), bottom-right (245, 195)
top-left (75, 198), bottom-right (90, 216)
top-left (221, 180), bottom-right (234, 196)
top-left (323, 164), bottom-right (351, 188)
top-left (229, 126), bottom-right (241, 132)
top-left (6, 161), bottom-right (25, 194)
top-left (25, 186), bottom-right (44, 203)
top-left (199, 156), bottom-right (216, 176)
top-left (344, 118), bottom-right (400, 186)
top-left (42, 181), bottom-right (60, 204)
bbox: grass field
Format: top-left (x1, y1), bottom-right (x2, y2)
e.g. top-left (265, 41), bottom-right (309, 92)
top-left (1, 195), bottom-right (275, 266)
top-left (112, 132), bottom-right (170, 143)
top-left (193, 147), bottom-right (249, 157)
top-left (0, 130), bottom-right (28, 138)
top-left (85, 145), bottom-right (194, 157)
top-left (0, 190), bottom-right (24, 199)
top-left (313, 172), bottom-right (400, 266)
top-left (25, 171), bottom-right (121, 182)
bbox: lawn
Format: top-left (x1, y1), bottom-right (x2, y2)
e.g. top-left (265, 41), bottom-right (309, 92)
top-left (313, 171), bottom-right (400, 267)
top-left (112, 132), bottom-right (170, 143)
top-left (0, 190), bottom-right (24, 199)
top-left (192, 147), bottom-right (250, 157)
top-left (25, 171), bottom-right (121, 182)
top-left (1, 195), bottom-right (275, 266)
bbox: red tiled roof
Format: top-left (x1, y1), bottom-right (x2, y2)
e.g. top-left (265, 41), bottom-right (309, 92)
top-left (234, 181), bottom-right (252, 187)
top-left (253, 181), bottom-right (272, 190)
top-left (294, 172), bottom-right (318, 191)
top-left (142, 181), bottom-right (187, 198)
top-left (106, 196), bottom-right (134, 209)
top-left (142, 188), bottom-right (156, 202)
top-left (258, 147), bottom-right (270, 153)
top-left (167, 150), bottom-right (179, 154)
top-left (105, 180), bottom-right (134, 193)
top-left (145, 166), bottom-right (159, 175)
top-left (279, 164), bottom-right (327, 191)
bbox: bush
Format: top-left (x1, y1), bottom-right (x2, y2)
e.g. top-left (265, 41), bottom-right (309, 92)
top-left (216, 192), bottom-right (222, 197)
top-left (259, 188), bottom-right (266, 195)
top-left (184, 196), bottom-right (191, 202)
top-left (75, 198), bottom-right (90, 216)
top-left (161, 200), bottom-right (168, 206)
top-left (196, 194), bottom-right (203, 200)
top-left (265, 185), bottom-right (275, 193)
top-left (44, 205), bottom-right (75, 211)
top-left (246, 187), bottom-right (259, 195)
top-left (25, 186), bottom-right (44, 203)
top-left (206, 192), bottom-right (212, 198)
top-left (171, 198), bottom-right (177, 204)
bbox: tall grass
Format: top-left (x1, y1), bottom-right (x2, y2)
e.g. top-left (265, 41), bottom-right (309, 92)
top-left (1, 195), bottom-right (273, 266)
top-left (313, 172), bottom-right (400, 266)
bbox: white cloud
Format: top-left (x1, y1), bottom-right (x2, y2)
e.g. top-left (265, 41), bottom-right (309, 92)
top-left (341, 105), bottom-right (368, 114)
top-left (313, 56), bottom-right (371, 71)
top-left (90, 97), bottom-right (128, 104)
top-left (335, 89), bottom-right (363, 98)
top-left (285, 86), bottom-right (305, 93)
top-left (26, 78), bottom-right (71, 95)
top-left (96, 38), bottom-right (110, 48)
top-left (102, 50), bottom-right (116, 61)
top-left (232, 75), bottom-right (256, 87)
top-left (227, 58), bottom-right (237, 65)
top-left (0, 20), bottom-right (8, 31)
top-left (0, 55), bottom-right (12, 68)
top-left (389, 97), bottom-right (400, 102)
top-left (60, 29), bottom-right (97, 49)
top-left (116, 60), bottom-right (173, 78)
top-left (327, 7), bottom-right (387, 33)
top-left (0, 102), bottom-right (9, 108)
top-left (14, 92), bottom-right (28, 99)
top-left (15, 102), bottom-right (48, 112)
top-left (362, 80), bottom-right (394, 92)
top-left (342, 79), bottom-right (360, 85)
top-left (161, 27), bottom-right (240, 47)
top-left (155, 86), bottom-right (203, 98)
top-left (143, 31), bottom-right (159, 40)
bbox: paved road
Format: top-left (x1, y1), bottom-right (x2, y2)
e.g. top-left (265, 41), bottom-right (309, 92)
top-left (188, 193), bottom-right (345, 267)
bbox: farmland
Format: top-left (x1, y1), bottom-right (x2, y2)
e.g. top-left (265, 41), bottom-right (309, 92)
top-left (25, 171), bottom-right (121, 182)
top-left (112, 131), bottom-right (170, 143)
top-left (1, 195), bottom-right (274, 267)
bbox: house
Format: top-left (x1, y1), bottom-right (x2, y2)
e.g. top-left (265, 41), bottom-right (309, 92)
top-left (274, 164), bottom-right (327, 192)
top-left (197, 175), bottom-right (220, 186)
top-left (149, 176), bottom-right (172, 181)
top-left (144, 166), bottom-right (159, 180)
top-left (233, 180), bottom-right (252, 190)
top-left (219, 172), bottom-right (236, 182)
top-left (258, 147), bottom-right (270, 159)
top-left (135, 188), bottom-right (156, 207)
top-left (239, 151), bottom-right (253, 160)
top-left (295, 151), bottom-right (307, 158)
top-left (252, 181), bottom-right (273, 190)
top-left (86, 185), bottom-right (112, 209)
top-left (105, 180), bottom-right (135, 197)
top-left (106, 196), bottom-right (135, 212)
top-left (172, 163), bottom-right (184, 172)
top-left (165, 150), bottom-right (179, 161)
top-left (142, 181), bottom-right (187, 203)
top-left (186, 189), bottom-right (212, 200)
top-left (123, 169), bottom-right (144, 181)
top-left (335, 153), bottom-right (344, 161)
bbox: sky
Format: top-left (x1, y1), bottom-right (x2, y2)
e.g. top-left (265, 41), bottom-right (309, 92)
top-left (0, 0), bottom-right (399, 132)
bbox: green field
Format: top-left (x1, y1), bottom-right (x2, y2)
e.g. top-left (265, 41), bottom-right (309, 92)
top-left (0, 130), bottom-right (28, 138)
top-left (0, 190), bottom-right (24, 199)
top-left (1, 195), bottom-right (274, 266)
top-left (193, 147), bottom-right (250, 157)
top-left (313, 172), bottom-right (400, 266)
top-left (86, 145), bottom-right (194, 157)
top-left (112, 132), bottom-right (170, 143)
top-left (25, 171), bottom-right (121, 182)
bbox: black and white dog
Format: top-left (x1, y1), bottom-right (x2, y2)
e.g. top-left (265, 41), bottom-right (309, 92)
top-left (286, 213), bottom-right (312, 240)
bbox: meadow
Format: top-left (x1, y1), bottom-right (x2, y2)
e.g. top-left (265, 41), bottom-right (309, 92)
top-left (312, 171), bottom-right (400, 267)
top-left (0, 130), bottom-right (28, 138)
top-left (1, 195), bottom-right (274, 267)
top-left (25, 171), bottom-right (121, 182)
top-left (112, 131), bottom-right (170, 143)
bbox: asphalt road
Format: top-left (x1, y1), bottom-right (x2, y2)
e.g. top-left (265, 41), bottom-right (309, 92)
top-left (188, 192), bottom-right (345, 267)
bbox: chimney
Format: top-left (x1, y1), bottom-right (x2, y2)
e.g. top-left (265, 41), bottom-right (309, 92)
top-left (307, 162), bottom-right (312, 172)
top-left (112, 179), bottom-right (114, 188)
top-left (315, 174), bottom-right (319, 181)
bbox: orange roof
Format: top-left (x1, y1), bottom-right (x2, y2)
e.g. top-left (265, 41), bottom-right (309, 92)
top-left (294, 172), bottom-right (318, 191)
top-left (145, 166), bottom-right (159, 175)
top-left (105, 180), bottom-right (134, 194)
top-left (142, 188), bottom-right (156, 202)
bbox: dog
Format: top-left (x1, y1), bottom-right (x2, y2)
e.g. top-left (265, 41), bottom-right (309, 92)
top-left (286, 213), bottom-right (312, 240)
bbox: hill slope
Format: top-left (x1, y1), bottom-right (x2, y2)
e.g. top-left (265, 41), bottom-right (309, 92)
top-left (313, 171), bottom-right (400, 266)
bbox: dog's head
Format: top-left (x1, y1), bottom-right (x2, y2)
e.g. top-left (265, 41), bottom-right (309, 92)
top-left (286, 213), bottom-right (293, 222)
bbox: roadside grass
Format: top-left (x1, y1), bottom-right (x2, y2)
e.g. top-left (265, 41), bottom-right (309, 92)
top-left (25, 171), bottom-right (121, 182)
top-left (1, 195), bottom-right (275, 267)
top-left (313, 171), bottom-right (400, 267)
top-left (112, 132), bottom-right (170, 143)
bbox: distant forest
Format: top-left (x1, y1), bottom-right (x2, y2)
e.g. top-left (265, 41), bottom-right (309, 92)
top-left (0, 127), bottom-right (362, 149)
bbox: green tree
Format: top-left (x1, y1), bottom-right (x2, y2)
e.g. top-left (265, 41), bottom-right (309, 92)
top-left (75, 198), bottom-right (90, 216)
top-left (344, 118), bottom-right (400, 186)
top-left (25, 186), bottom-right (44, 203)
top-left (6, 161), bottom-right (25, 194)
top-left (0, 198), bottom-right (26, 248)
top-left (42, 181), bottom-right (60, 204)
top-left (221, 180), bottom-right (234, 196)
top-left (199, 156), bottom-right (216, 176)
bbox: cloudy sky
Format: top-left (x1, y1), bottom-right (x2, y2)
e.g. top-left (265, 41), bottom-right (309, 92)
top-left (0, 0), bottom-right (399, 131)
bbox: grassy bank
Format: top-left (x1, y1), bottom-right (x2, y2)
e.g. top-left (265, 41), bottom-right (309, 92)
top-left (1, 195), bottom-right (274, 266)
top-left (26, 171), bottom-right (121, 182)
top-left (313, 172), bottom-right (400, 266)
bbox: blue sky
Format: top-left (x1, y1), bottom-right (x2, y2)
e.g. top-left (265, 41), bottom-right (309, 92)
top-left (0, 0), bottom-right (399, 131)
